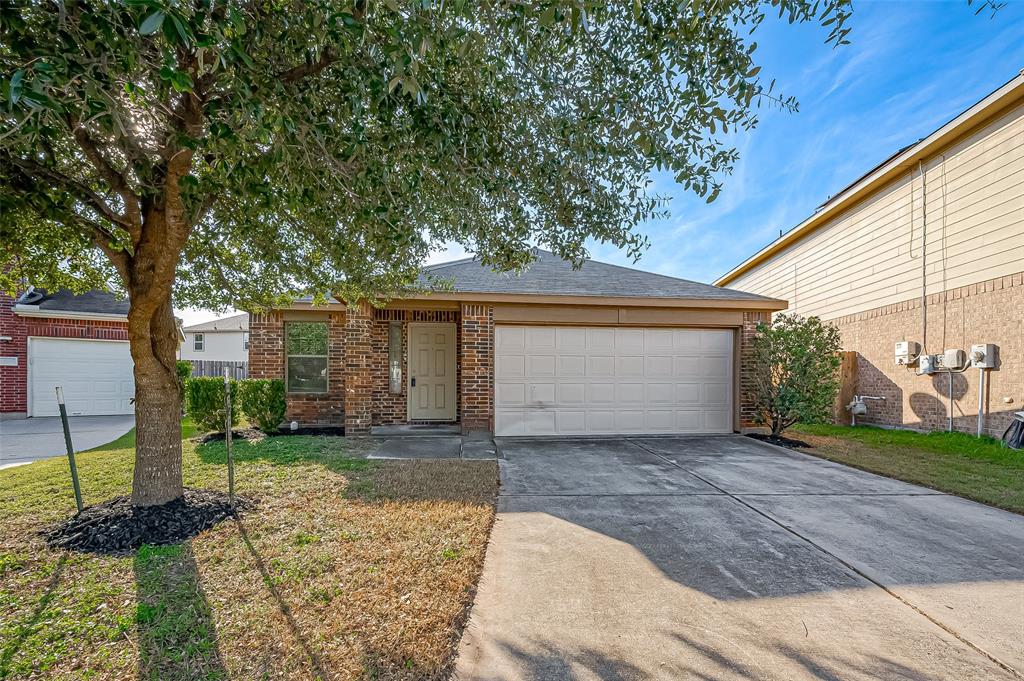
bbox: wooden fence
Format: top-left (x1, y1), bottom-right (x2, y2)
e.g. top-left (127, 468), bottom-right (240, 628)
top-left (186, 359), bottom-right (248, 380)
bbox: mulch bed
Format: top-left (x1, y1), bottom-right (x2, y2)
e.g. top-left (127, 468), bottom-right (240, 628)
top-left (747, 432), bottom-right (813, 449)
top-left (198, 425), bottom-right (344, 444)
top-left (45, 488), bottom-right (251, 555)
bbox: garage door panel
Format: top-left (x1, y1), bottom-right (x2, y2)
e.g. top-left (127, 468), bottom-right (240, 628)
top-left (495, 326), bottom-right (733, 437)
top-left (30, 339), bottom-right (133, 417)
top-left (496, 382), bottom-right (526, 405)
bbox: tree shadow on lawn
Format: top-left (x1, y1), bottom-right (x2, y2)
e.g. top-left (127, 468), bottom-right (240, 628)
top-left (0, 555), bottom-right (68, 678)
top-left (133, 542), bottom-right (228, 681)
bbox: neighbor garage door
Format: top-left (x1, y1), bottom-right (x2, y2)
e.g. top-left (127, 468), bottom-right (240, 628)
top-left (29, 338), bottom-right (134, 417)
top-left (495, 325), bottom-right (733, 436)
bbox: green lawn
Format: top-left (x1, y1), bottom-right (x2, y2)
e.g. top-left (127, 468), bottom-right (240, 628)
top-left (790, 424), bottom-right (1024, 513)
top-left (0, 428), bottom-right (497, 680)
top-left (84, 418), bottom-right (199, 453)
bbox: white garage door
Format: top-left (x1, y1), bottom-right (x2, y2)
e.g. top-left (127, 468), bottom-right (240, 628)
top-left (29, 338), bottom-right (134, 417)
top-left (495, 325), bottom-right (733, 437)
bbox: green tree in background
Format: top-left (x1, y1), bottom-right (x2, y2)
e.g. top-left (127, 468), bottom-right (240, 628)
top-left (1, 0), bottom-right (851, 505)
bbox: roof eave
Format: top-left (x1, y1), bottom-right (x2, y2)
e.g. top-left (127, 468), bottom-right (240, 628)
top-left (402, 291), bottom-right (788, 310)
top-left (714, 70), bottom-right (1024, 287)
top-left (13, 304), bottom-right (128, 322)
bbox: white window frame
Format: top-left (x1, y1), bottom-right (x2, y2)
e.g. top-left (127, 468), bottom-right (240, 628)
top-left (193, 333), bottom-right (205, 352)
top-left (242, 331), bottom-right (250, 350)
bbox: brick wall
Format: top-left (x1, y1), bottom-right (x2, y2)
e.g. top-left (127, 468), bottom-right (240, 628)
top-left (370, 309), bottom-right (461, 425)
top-left (1, 293), bottom-right (130, 416)
top-left (738, 310), bottom-right (767, 430)
top-left (249, 310), bottom-right (346, 425)
top-left (833, 272), bottom-right (1023, 437)
top-left (0, 294), bottom-right (27, 415)
top-left (343, 303), bottom-right (374, 434)
top-left (460, 304), bottom-right (494, 433)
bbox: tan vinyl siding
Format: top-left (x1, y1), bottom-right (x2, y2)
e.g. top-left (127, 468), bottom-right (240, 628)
top-left (729, 102), bottom-right (1024, 319)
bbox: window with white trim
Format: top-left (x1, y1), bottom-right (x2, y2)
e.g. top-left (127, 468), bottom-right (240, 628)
top-left (286, 322), bottom-right (328, 393)
top-left (193, 333), bottom-right (205, 352)
top-left (242, 332), bottom-right (250, 350)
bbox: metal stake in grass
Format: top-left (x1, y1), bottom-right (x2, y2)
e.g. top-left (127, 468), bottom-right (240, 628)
top-left (55, 387), bottom-right (83, 513)
top-left (224, 367), bottom-right (235, 507)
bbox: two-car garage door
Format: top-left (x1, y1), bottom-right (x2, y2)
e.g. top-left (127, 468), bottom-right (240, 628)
top-left (495, 325), bottom-right (733, 437)
top-left (29, 338), bottom-right (134, 417)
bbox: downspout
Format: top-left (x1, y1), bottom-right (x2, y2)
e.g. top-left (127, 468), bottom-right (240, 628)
top-left (919, 160), bottom-right (927, 353)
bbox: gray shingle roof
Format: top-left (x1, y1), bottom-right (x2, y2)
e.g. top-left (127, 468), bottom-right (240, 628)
top-left (19, 289), bottom-right (129, 315)
top-left (420, 249), bottom-right (778, 302)
top-left (183, 313), bottom-right (249, 332)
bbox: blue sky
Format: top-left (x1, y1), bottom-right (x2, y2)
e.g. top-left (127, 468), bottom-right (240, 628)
top-left (584, 1), bottom-right (1024, 285)
top-left (179, 2), bottom-right (1024, 325)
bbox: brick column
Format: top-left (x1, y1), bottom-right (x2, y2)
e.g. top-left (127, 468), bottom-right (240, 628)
top-left (248, 310), bottom-right (284, 379)
top-left (738, 311), bottom-right (767, 431)
top-left (344, 302), bottom-right (374, 435)
top-left (0, 293), bottom-right (28, 416)
top-left (460, 304), bottom-right (494, 434)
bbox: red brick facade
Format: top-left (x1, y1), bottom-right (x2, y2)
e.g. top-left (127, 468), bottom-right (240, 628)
top-left (832, 272), bottom-right (1023, 438)
top-left (460, 304), bottom-right (494, 433)
top-left (0, 292), bottom-right (130, 416)
top-left (738, 311), bottom-right (768, 430)
top-left (248, 301), bottom-right (768, 435)
top-left (248, 310), bottom-right (346, 425)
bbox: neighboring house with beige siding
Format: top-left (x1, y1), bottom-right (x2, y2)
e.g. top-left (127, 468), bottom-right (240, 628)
top-left (716, 72), bottom-right (1024, 438)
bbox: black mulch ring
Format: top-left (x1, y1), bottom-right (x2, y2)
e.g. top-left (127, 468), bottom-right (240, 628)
top-left (747, 433), bottom-right (813, 449)
top-left (44, 488), bottom-right (252, 556)
top-left (198, 428), bottom-right (265, 443)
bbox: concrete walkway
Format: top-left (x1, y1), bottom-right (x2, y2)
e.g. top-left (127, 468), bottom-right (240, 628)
top-left (0, 415), bottom-right (135, 469)
top-left (455, 436), bottom-right (1024, 680)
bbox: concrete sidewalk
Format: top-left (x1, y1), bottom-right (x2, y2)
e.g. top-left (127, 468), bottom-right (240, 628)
top-left (0, 415), bottom-right (135, 469)
top-left (455, 436), bottom-right (1023, 680)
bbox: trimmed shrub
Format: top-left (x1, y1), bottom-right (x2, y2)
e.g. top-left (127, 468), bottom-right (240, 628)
top-left (184, 376), bottom-right (238, 433)
top-left (175, 360), bottom-right (193, 412)
top-left (750, 313), bottom-right (842, 437)
top-left (237, 379), bottom-right (287, 434)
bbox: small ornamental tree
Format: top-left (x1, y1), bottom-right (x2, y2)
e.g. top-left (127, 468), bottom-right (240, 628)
top-left (0, 1), bottom-right (853, 505)
top-left (750, 314), bottom-right (842, 437)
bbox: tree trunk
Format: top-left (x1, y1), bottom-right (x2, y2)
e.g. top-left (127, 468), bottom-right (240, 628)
top-left (129, 287), bottom-right (184, 506)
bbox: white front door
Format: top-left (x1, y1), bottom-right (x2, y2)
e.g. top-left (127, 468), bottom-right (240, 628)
top-left (494, 325), bottom-right (734, 436)
top-left (29, 338), bottom-right (135, 417)
top-left (407, 323), bottom-right (457, 421)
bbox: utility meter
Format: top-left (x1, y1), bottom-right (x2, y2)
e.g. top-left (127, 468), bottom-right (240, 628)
top-left (970, 344), bottom-right (998, 369)
top-left (941, 349), bottom-right (968, 371)
top-left (919, 354), bottom-right (937, 375)
top-left (894, 341), bottom-right (920, 367)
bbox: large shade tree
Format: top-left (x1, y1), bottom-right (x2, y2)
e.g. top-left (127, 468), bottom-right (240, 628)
top-left (1, 0), bottom-right (851, 505)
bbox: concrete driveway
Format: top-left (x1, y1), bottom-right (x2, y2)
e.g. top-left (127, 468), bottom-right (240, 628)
top-left (455, 436), bottom-right (1024, 680)
top-left (0, 415), bottom-right (135, 468)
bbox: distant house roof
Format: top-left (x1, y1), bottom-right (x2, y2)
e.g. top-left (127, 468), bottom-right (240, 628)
top-left (419, 249), bottom-right (778, 303)
top-left (183, 313), bottom-right (249, 333)
top-left (14, 288), bottom-right (129, 316)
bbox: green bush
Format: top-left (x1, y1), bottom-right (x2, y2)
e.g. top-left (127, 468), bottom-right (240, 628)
top-left (184, 376), bottom-right (238, 433)
top-left (750, 313), bottom-right (843, 437)
top-left (237, 379), bottom-right (287, 434)
top-left (175, 360), bottom-right (193, 382)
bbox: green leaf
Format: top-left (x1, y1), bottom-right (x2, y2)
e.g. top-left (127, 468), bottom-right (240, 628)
top-left (139, 11), bottom-right (165, 35)
top-left (8, 69), bottom-right (24, 104)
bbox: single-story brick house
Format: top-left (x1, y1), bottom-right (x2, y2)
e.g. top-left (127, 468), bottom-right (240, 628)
top-left (0, 289), bottom-right (132, 418)
top-left (249, 250), bottom-right (787, 436)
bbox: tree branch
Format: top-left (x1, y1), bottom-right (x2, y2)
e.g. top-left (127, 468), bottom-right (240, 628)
top-left (278, 47), bottom-right (338, 84)
top-left (5, 153), bottom-right (134, 233)
top-left (66, 115), bottom-right (144, 242)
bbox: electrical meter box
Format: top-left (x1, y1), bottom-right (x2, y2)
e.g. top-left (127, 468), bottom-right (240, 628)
top-left (919, 354), bottom-right (937, 375)
top-left (935, 348), bottom-right (967, 371)
top-left (894, 341), bottom-right (920, 366)
top-left (970, 343), bottom-right (998, 369)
